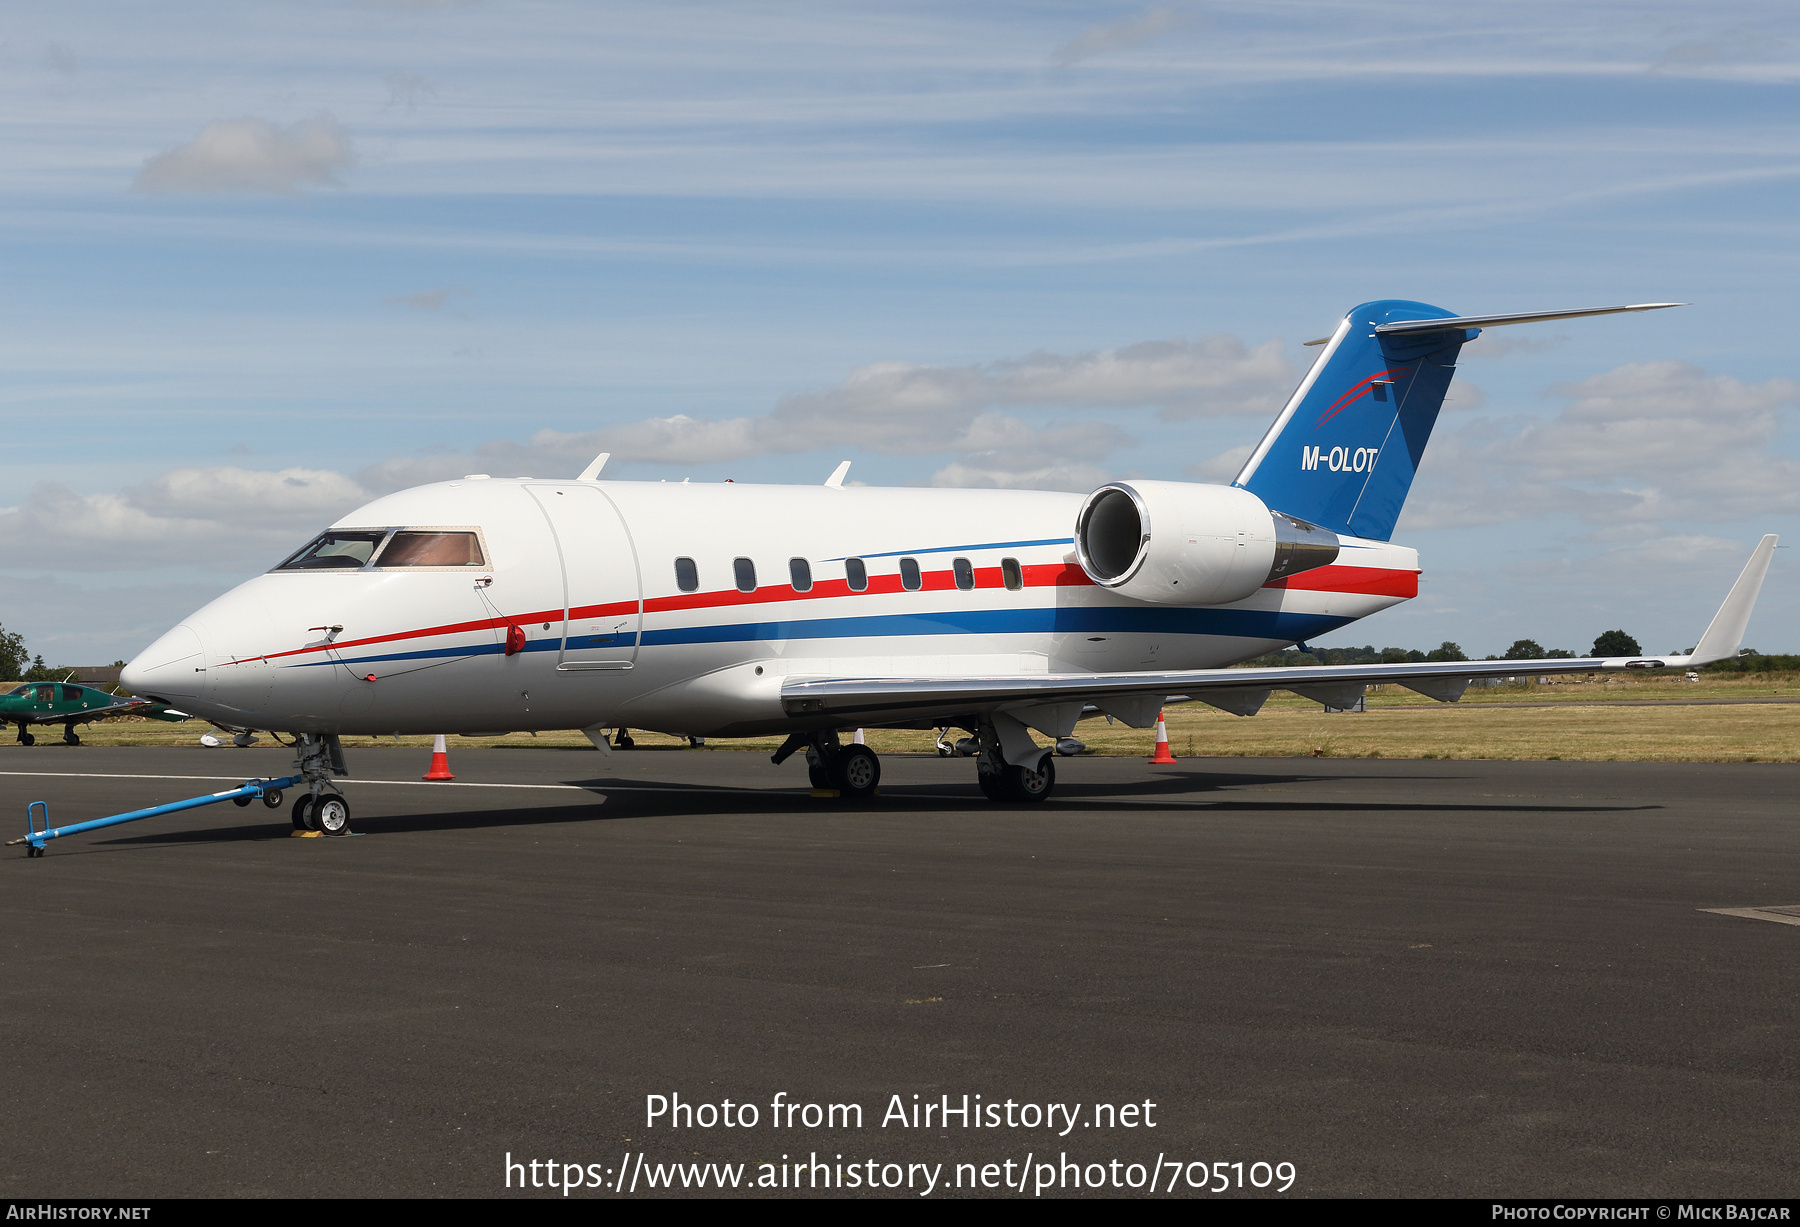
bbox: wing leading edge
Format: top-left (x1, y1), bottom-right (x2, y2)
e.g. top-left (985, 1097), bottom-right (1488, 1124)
top-left (780, 535), bottom-right (1777, 727)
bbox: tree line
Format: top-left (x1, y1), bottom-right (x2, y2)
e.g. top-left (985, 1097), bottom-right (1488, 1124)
top-left (1244, 629), bottom-right (1647, 668)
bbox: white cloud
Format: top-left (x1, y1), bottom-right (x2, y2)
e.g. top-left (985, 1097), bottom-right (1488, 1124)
top-left (1185, 443), bottom-right (1254, 483)
top-left (1401, 361), bottom-right (1800, 530)
top-left (0, 468), bottom-right (369, 572)
top-left (134, 116), bottom-right (355, 195)
top-left (359, 333), bottom-right (1280, 490)
top-left (763, 335), bottom-right (1292, 437)
top-left (1051, 7), bottom-right (1195, 66)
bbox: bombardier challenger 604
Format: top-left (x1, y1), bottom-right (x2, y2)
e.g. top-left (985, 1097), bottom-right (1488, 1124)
top-left (119, 300), bottom-right (1775, 833)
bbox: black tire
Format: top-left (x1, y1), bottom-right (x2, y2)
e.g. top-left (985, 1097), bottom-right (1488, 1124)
top-left (262, 788), bottom-right (284, 809)
top-left (233, 793), bottom-right (254, 807)
top-left (19, 731), bottom-right (33, 747)
top-left (977, 765), bottom-right (1008, 802)
top-left (291, 795), bottom-right (315, 831)
top-left (63, 728), bottom-right (81, 746)
top-left (807, 755), bottom-right (833, 790)
top-left (315, 796), bottom-right (351, 835)
top-left (833, 745), bottom-right (881, 800)
top-left (616, 734), bottom-right (634, 749)
top-left (1005, 756), bottom-right (1055, 803)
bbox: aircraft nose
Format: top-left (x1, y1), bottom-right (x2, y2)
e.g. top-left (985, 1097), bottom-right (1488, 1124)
top-left (121, 624), bottom-right (207, 700)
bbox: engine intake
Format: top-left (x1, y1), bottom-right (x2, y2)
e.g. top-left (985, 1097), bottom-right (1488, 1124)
top-left (1073, 480), bottom-right (1339, 606)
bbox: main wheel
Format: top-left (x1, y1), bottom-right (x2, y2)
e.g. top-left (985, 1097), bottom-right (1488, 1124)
top-left (833, 744), bottom-right (881, 800)
top-left (291, 794), bottom-right (316, 831)
top-left (63, 728), bottom-right (81, 746)
top-left (1004, 756), bottom-right (1055, 803)
top-left (19, 731), bottom-right (33, 747)
top-left (314, 796), bottom-right (351, 835)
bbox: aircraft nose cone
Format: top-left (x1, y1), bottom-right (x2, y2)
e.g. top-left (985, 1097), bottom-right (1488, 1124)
top-left (121, 624), bottom-right (207, 700)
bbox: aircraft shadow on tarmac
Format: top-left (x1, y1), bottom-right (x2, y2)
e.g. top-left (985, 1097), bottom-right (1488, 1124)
top-left (81, 768), bottom-right (1662, 850)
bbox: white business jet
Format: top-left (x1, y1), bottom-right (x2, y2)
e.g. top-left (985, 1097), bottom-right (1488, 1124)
top-left (121, 299), bottom-right (1776, 831)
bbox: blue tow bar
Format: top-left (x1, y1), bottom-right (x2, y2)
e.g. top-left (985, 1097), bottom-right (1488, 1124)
top-left (10, 775), bottom-right (304, 857)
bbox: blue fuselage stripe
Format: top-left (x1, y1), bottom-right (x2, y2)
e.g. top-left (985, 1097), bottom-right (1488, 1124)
top-left (292, 606), bottom-right (1353, 668)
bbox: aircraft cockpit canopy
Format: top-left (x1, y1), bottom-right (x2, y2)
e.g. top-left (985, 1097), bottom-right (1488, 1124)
top-left (274, 529), bottom-right (487, 572)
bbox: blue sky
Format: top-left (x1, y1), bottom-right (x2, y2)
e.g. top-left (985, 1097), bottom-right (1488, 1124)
top-left (2, 1), bottom-right (1797, 663)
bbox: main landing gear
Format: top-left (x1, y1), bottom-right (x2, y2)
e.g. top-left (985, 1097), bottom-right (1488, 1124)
top-left (970, 716), bottom-right (1056, 804)
top-left (15, 723), bottom-right (33, 746)
top-left (287, 733), bottom-right (353, 835)
top-left (771, 731), bottom-right (882, 801)
top-left (773, 718), bottom-right (1060, 804)
top-left (62, 723), bottom-right (81, 747)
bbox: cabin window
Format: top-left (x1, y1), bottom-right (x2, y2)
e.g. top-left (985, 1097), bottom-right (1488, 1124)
top-left (34, 684), bottom-right (54, 701)
top-left (789, 558), bottom-right (812, 592)
top-left (953, 557), bottom-right (975, 590)
top-left (845, 557), bottom-right (868, 592)
top-left (733, 557), bottom-right (757, 593)
top-left (674, 557), bottom-right (699, 592)
top-left (899, 557), bottom-right (922, 591)
top-left (275, 530), bottom-right (388, 571)
top-left (61, 686), bottom-right (82, 702)
top-left (376, 530), bottom-right (485, 568)
top-left (1001, 557), bottom-right (1023, 590)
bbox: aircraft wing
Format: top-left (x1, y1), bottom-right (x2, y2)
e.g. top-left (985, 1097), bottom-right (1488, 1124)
top-left (14, 697), bottom-right (178, 725)
top-left (781, 535), bottom-right (1777, 727)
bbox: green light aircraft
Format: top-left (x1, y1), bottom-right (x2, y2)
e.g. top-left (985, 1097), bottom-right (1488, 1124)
top-left (1, 681), bottom-right (189, 746)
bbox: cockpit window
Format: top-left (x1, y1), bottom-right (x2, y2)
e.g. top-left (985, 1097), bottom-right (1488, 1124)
top-left (275, 531), bottom-right (388, 571)
top-left (376, 531), bottom-right (486, 568)
top-left (7, 685), bottom-right (28, 696)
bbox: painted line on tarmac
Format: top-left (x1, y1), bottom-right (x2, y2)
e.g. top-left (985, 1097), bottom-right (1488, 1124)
top-left (0, 770), bottom-right (584, 791)
top-left (0, 770), bottom-right (811, 796)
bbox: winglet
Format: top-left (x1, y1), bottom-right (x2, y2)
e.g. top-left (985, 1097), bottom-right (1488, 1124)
top-left (824, 460), bottom-right (851, 488)
top-left (1688, 535), bottom-right (1778, 665)
top-left (577, 452), bottom-right (610, 482)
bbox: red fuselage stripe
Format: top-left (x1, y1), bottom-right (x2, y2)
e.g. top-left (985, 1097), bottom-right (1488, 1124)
top-left (240, 560), bottom-right (1414, 665)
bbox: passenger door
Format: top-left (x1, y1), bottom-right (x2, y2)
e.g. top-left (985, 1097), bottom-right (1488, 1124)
top-left (523, 485), bottom-right (641, 669)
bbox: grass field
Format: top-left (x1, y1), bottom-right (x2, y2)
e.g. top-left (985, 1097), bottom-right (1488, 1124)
top-left (12, 672), bottom-right (1797, 763)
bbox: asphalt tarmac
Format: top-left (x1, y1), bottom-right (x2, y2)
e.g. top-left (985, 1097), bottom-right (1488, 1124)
top-left (3, 744), bottom-right (1798, 1199)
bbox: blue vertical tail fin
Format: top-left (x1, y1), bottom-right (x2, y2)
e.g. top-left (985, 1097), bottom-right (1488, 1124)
top-left (1233, 299), bottom-right (1471, 541)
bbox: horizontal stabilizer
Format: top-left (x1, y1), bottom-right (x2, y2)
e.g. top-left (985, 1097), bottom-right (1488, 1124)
top-left (1374, 303), bottom-right (1684, 336)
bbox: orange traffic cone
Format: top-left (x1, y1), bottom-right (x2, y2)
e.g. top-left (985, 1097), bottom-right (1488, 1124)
top-left (423, 733), bottom-right (456, 781)
top-left (1148, 710), bottom-right (1178, 764)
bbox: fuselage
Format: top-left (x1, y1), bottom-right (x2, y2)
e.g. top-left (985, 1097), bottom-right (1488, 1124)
top-left (120, 477), bottom-right (1420, 738)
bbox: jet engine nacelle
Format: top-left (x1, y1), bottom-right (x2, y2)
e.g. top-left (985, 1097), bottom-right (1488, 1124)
top-left (1073, 480), bottom-right (1339, 606)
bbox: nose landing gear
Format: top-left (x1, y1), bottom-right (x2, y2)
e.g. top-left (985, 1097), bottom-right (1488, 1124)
top-left (289, 733), bottom-right (353, 835)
